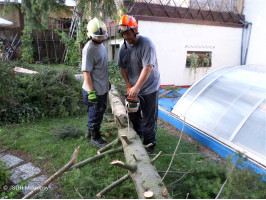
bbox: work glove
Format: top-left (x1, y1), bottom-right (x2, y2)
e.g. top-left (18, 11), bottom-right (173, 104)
top-left (88, 90), bottom-right (97, 104)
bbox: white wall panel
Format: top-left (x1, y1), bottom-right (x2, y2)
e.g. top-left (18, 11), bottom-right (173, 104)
top-left (138, 21), bottom-right (242, 86)
top-left (244, 0), bottom-right (266, 65)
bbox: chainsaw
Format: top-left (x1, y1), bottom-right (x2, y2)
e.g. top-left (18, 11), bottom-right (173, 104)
top-left (125, 88), bottom-right (140, 113)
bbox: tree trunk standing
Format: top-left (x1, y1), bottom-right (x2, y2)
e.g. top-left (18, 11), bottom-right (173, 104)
top-left (75, 0), bottom-right (85, 56)
top-left (108, 85), bottom-right (171, 199)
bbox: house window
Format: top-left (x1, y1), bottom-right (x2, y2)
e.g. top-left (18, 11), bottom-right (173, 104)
top-left (186, 51), bottom-right (212, 68)
top-left (112, 44), bottom-right (120, 61)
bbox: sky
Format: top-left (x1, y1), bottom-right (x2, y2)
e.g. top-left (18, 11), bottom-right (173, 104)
top-left (0, 0), bottom-right (77, 6)
top-left (65, 0), bottom-right (76, 6)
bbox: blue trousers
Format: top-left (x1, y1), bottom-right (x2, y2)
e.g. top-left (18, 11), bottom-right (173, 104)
top-left (82, 89), bottom-right (107, 132)
top-left (129, 90), bottom-right (159, 146)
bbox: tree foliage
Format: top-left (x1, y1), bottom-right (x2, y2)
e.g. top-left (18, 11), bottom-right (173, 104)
top-left (0, 61), bottom-right (86, 125)
top-left (20, 0), bottom-right (66, 30)
top-left (21, 26), bottom-right (35, 63)
top-left (76, 0), bottom-right (119, 21)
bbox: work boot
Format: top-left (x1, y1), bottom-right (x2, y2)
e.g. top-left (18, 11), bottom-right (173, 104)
top-left (91, 136), bottom-right (107, 148)
top-left (91, 130), bottom-right (107, 148)
top-left (147, 145), bottom-right (155, 154)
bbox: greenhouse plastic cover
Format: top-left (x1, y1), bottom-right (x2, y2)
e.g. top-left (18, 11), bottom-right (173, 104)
top-left (172, 65), bottom-right (266, 168)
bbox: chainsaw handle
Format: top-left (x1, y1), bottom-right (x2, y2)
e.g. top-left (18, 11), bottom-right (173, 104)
top-left (126, 97), bottom-right (139, 103)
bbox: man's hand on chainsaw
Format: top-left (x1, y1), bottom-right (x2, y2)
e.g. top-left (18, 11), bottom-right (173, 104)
top-left (126, 86), bottom-right (140, 98)
top-left (125, 87), bottom-right (140, 113)
top-left (88, 90), bottom-right (97, 104)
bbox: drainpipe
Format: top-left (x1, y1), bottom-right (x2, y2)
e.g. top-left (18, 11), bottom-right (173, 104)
top-left (239, 20), bottom-right (252, 65)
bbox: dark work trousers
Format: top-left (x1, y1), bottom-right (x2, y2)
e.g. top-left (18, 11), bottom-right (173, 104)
top-left (128, 90), bottom-right (159, 146)
top-left (82, 89), bottom-right (107, 132)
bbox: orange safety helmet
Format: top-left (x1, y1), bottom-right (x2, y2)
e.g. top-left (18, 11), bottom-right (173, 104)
top-left (118, 15), bottom-right (138, 34)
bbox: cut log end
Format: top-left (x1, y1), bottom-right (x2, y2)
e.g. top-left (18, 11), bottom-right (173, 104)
top-left (111, 160), bottom-right (137, 172)
top-left (144, 190), bottom-right (154, 199)
top-left (96, 193), bottom-right (102, 198)
top-left (111, 160), bottom-right (124, 165)
top-left (162, 187), bottom-right (168, 197)
top-left (121, 135), bottom-right (131, 144)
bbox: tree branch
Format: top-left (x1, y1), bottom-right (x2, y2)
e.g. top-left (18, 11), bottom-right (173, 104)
top-left (121, 135), bottom-right (131, 144)
top-left (96, 173), bottom-right (130, 198)
top-left (97, 138), bottom-right (119, 154)
top-left (22, 146), bottom-right (80, 199)
top-left (69, 147), bottom-right (123, 171)
top-left (111, 160), bottom-right (137, 172)
top-left (151, 151), bottom-right (162, 164)
top-left (215, 178), bottom-right (228, 199)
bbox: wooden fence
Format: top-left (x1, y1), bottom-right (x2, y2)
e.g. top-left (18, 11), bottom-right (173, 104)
top-left (33, 30), bottom-right (67, 63)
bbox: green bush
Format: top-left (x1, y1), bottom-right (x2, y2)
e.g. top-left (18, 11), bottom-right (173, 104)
top-left (221, 167), bottom-right (266, 199)
top-left (170, 162), bottom-right (226, 199)
top-left (108, 61), bottom-right (123, 84)
top-left (0, 61), bottom-right (86, 125)
top-left (108, 61), bottom-right (126, 94)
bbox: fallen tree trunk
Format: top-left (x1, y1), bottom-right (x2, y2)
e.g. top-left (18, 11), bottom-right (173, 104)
top-left (108, 85), bottom-right (171, 199)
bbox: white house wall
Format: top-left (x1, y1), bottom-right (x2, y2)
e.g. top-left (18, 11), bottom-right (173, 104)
top-left (244, 0), bottom-right (266, 65)
top-left (138, 21), bottom-right (242, 86)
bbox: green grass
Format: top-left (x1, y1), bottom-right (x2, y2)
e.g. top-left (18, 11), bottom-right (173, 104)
top-left (0, 109), bottom-right (212, 198)
top-left (0, 112), bottom-right (137, 199)
top-left (0, 111), bottom-right (265, 199)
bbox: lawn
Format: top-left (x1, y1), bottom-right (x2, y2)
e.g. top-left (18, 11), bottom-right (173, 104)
top-left (0, 107), bottom-right (225, 199)
top-left (1, 111), bottom-right (265, 199)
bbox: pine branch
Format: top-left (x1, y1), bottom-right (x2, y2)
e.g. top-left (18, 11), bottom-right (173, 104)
top-left (168, 168), bottom-right (194, 187)
top-left (74, 187), bottom-right (84, 199)
top-left (22, 146), bottom-right (80, 199)
top-left (96, 173), bottom-right (130, 198)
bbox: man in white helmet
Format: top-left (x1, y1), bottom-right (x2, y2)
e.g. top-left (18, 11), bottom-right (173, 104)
top-left (82, 18), bottom-right (109, 148)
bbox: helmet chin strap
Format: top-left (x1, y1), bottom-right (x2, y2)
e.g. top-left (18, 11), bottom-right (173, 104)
top-left (123, 29), bottom-right (138, 50)
top-left (124, 39), bottom-right (127, 49)
top-left (91, 38), bottom-right (103, 44)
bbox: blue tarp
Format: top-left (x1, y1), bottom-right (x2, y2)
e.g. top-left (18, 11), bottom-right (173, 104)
top-left (158, 88), bottom-right (187, 112)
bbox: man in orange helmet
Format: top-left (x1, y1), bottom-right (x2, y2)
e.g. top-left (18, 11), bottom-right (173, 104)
top-left (117, 15), bottom-right (160, 154)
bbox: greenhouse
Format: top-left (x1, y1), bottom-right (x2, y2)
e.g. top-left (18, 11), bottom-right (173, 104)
top-left (159, 65), bottom-right (266, 173)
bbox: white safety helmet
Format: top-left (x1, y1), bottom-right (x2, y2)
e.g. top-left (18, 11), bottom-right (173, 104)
top-left (87, 18), bottom-right (108, 40)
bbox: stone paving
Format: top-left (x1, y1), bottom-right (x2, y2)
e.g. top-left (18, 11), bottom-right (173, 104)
top-left (0, 153), bottom-right (50, 197)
